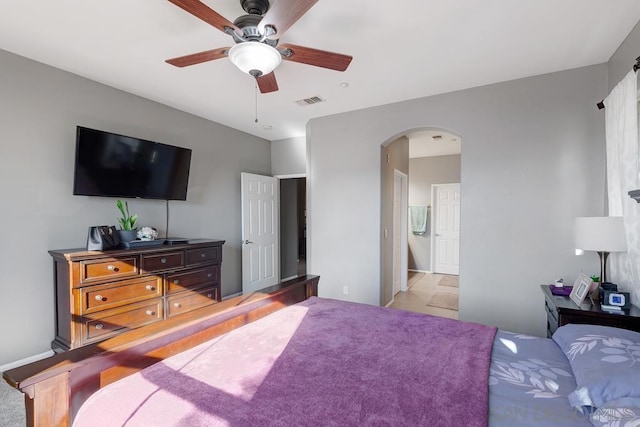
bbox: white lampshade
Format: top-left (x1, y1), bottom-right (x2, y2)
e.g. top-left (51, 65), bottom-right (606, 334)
top-left (228, 42), bottom-right (282, 77)
top-left (575, 216), bottom-right (627, 252)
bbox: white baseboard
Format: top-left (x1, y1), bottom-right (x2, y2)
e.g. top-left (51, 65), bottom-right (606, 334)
top-left (409, 269), bottom-right (432, 274)
top-left (222, 292), bottom-right (242, 301)
top-left (0, 350), bottom-right (55, 373)
top-left (384, 298), bottom-right (395, 307)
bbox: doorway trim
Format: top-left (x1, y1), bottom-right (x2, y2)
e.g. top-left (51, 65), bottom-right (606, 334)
top-left (393, 169), bottom-right (409, 294)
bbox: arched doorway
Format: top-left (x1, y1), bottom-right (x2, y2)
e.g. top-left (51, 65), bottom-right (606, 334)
top-left (381, 128), bottom-right (461, 319)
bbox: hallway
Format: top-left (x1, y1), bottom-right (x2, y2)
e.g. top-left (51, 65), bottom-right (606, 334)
top-left (389, 272), bottom-right (459, 319)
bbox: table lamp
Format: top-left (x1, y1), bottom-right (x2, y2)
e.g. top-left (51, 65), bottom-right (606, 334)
top-left (574, 216), bottom-right (627, 284)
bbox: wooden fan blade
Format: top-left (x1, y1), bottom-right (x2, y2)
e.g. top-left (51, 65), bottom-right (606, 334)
top-left (258, 0), bottom-right (319, 39)
top-left (257, 72), bottom-right (279, 93)
top-left (166, 47), bottom-right (229, 67)
top-left (168, 0), bottom-right (241, 35)
top-left (279, 43), bottom-right (352, 71)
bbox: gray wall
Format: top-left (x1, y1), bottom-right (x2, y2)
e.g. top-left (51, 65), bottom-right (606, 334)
top-left (380, 137), bottom-right (409, 305)
top-left (0, 49), bottom-right (271, 365)
top-left (408, 154), bottom-right (461, 272)
top-left (307, 64), bottom-right (607, 336)
top-left (608, 20), bottom-right (640, 92)
top-left (271, 136), bottom-right (306, 176)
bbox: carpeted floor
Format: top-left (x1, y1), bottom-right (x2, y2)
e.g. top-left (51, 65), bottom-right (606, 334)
top-left (0, 378), bottom-right (25, 426)
top-left (427, 292), bottom-right (459, 311)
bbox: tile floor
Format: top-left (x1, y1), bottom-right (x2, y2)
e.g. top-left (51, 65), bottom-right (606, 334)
top-left (388, 271), bottom-right (459, 320)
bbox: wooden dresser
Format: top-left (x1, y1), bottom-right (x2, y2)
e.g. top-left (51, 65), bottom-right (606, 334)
top-left (49, 239), bottom-right (224, 351)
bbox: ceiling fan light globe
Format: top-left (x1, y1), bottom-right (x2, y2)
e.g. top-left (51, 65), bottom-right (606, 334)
top-left (229, 42), bottom-right (282, 77)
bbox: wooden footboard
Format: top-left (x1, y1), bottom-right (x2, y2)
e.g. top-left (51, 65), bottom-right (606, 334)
top-left (3, 275), bottom-right (319, 427)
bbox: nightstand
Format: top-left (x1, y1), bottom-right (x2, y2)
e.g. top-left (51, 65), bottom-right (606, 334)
top-left (541, 285), bottom-right (640, 338)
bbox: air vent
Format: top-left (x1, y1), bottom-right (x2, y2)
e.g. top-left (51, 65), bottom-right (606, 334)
top-left (431, 135), bottom-right (443, 140)
top-left (295, 96), bottom-right (325, 107)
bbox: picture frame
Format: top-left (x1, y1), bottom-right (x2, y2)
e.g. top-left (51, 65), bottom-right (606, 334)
top-left (570, 272), bottom-right (593, 306)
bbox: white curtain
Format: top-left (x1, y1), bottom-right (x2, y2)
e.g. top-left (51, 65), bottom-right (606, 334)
top-left (605, 69), bottom-right (640, 306)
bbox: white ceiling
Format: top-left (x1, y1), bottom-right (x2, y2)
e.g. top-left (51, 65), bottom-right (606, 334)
top-left (409, 130), bottom-right (460, 159)
top-left (1, 1), bottom-right (640, 141)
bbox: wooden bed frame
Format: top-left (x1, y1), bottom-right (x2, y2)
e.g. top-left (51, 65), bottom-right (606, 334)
top-left (3, 275), bottom-right (319, 427)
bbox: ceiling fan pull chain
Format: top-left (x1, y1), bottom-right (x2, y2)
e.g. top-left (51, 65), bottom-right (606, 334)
top-left (254, 80), bottom-right (259, 123)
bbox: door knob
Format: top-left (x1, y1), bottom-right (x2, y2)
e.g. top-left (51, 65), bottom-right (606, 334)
top-left (242, 240), bottom-right (254, 244)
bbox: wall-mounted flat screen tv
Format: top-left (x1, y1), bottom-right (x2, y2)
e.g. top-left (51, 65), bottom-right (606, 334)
top-left (73, 126), bottom-right (192, 200)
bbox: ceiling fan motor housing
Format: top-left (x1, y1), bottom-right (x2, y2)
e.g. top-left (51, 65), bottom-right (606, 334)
top-left (240, 0), bottom-right (269, 16)
top-left (233, 14), bottom-right (278, 45)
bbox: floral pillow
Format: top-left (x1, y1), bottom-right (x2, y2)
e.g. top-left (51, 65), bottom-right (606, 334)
top-left (552, 324), bottom-right (640, 409)
top-left (589, 398), bottom-right (640, 427)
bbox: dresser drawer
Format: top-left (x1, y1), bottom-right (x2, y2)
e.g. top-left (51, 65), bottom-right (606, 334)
top-left (141, 251), bottom-right (184, 272)
top-left (187, 246), bottom-right (221, 266)
top-left (166, 287), bottom-right (219, 318)
top-left (80, 257), bottom-right (139, 284)
top-left (51, 240), bottom-right (225, 351)
top-left (83, 299), bottom-right (163, 343)
top-left (545, 298), bottom-right (559, 337)
top-left (80, 276), bottom-right (163, 314)
top-left (166, 266), bottom-right (219, 294)
top-left (545, 299), bottom-right (559, 324)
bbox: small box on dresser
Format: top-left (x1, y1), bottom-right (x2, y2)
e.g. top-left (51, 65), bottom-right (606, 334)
top-left (50, 239), bottom-right (224, 351)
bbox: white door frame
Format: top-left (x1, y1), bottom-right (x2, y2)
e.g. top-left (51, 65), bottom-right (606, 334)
top-left (241, 172), bottom-right (279, 293)
top-left (430, 182), bottom-right (460, 275)
top-left (393, 169), bottom-right (409, 293)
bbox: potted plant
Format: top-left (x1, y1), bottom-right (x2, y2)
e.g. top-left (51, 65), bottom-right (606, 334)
top-left (116, 199), bottom-right (138, 242)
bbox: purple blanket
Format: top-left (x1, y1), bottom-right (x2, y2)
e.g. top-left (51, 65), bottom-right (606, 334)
top-left (75, 297), bottom-right (497, 426)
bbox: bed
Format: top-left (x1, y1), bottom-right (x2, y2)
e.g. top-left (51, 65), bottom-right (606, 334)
top-left (4, 275), bottom-right (640, 426)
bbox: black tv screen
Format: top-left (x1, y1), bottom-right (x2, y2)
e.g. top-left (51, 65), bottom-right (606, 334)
top-left (73, 126), bottom-right (192, 200)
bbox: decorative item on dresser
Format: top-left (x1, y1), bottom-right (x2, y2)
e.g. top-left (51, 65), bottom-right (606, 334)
top-left (541, 284), bottom-right (640, 338)
top-left (49, 239), bottom-right (224, 351)
top-left (115, 199), bottom-right (139, 243)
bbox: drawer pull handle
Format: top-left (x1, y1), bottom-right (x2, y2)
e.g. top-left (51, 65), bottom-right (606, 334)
top-left (95, 323), bottom-right (104, 330)
top-left (146, 310), bottom-right (155, 316)
top-left (107, 265), bottom-right (119, 272)
top-left (207, 273), bottom-right (212, 278)
top-left (200, 253), bottom-right (206, 258)
top-left (173, 279), bottom-right (180, 284)
top-left (95, 295), bottom-right (106, 302)
top-left (146, 285), bottom-right (155, 291)
top-left (160, 258), bottom-right (167, 264)
top-left (174, 303), bottom-right (181, 308)
top-left (207, 293), bottom-right (213, 298)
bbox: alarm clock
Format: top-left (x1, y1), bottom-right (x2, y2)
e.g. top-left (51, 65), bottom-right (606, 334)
top-left (598, 283), bottom-right (618, 302)
top-left (603, 291), bottom-right (631, 310)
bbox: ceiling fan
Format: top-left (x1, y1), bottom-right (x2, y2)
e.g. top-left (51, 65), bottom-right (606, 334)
top-left (165, 0), bottom-right (353, 93)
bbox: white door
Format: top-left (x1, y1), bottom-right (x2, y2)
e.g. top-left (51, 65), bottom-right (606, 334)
top-left (241, 173), bottom-right (279, 293)
top-left (431, 183), bottom-right (460, 275)
top-left (392, 170), bottom-right (409, 294)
